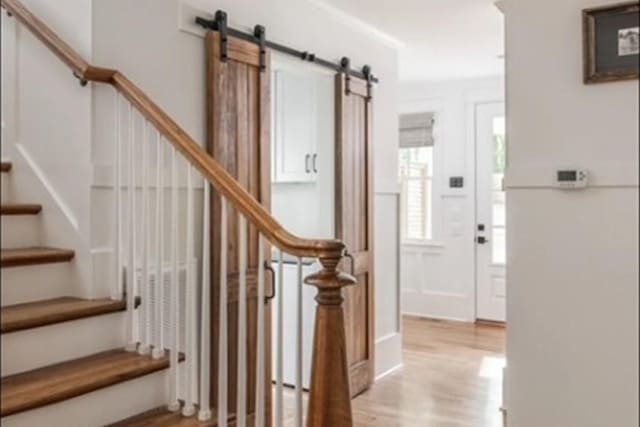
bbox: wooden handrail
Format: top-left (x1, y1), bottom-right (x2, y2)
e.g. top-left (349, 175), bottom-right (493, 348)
top-left (1, 0), bottom-right (345, 259)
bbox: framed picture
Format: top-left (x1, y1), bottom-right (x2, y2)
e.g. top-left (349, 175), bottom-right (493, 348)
top-left (583, 2), bottom-right (639, 84)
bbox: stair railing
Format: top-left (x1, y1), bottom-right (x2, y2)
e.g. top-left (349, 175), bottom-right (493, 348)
top-left (1, 0), bottom-right (356, 426)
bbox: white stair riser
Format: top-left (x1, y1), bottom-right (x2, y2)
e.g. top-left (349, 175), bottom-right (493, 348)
top-left (1, 263), bottom-right (77, 306)
top-left (1, 215), bottom-right (42, 248)
top-left (1, 311), bottom-right (126, 376)
top-left (0, 368), bottom-right (171, 427)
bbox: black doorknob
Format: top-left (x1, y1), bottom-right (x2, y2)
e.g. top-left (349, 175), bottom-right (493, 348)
top-left (477, 236), bottom-right (489, 244)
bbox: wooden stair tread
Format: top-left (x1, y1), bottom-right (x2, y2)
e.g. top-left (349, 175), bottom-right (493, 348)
top-left (1, 297), bottom-right (126, 333)
top-left (1, 247), bottom-right (75, 268)
top-left (0, 162), bottom-right (11, 173)
top-left (108, 407), bottom-right (215, 427)
top-left (1, 203), bottom-right (42, 215)
top-left (0, 349), bottom-right (173, 417)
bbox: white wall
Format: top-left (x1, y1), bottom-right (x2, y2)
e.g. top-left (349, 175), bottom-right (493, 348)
top-left (399, 76), bottom-right (504, 321)
top-left (505, 0), bottom-right (639, 426)
top-left (92, 0), bottom-right (401, 377)
top-left (271, 59), bottom-right (335, 240)
top-left (1, 0), bottom-right (95, 296)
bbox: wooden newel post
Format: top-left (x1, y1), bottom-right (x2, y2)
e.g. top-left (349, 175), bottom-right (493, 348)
top-left (304, 255), bottom-right (356, 427)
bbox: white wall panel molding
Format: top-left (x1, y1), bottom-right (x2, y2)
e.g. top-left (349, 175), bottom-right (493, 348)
top-left (401, 243), bottom-right (475, 321)
top-left (17, 143), bottom-right (79, 229)
top-left (374, 332), bottom-right (403, 380)
top-left (374, 193), bottom-right (402, 378)
top-left (402, 290), bottom-right (474, 322)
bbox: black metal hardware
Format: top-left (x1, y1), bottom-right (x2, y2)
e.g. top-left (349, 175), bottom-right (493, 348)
top-left (340, 57), bottom-right (351, 95)
top-left (264, 261), bottom-right (276, 301)
top-left (477, 236), bottom-right (489, 244)
top-left (362, 64), bottom-right (373, 101)
top-left (305, 154), bottom-right (311, 173)
top-left (301, 51), bottom-right (316, 63)
top-left (254, 25), bottom-right (266, 71)
top-left (195, 12), bottom-right (379, 84)
top-left (344, 251), bottom-right (355, 276)
top-left (73, 71), bottom-right (88, 87)
top-left (312, 154), bottom-right (318, 173)
top-left (449, 176), bottom-right (464, 188)
top-left (478, 224), bottom-right (485, 232)
top-left (216, 11), bottom-right (228, 62)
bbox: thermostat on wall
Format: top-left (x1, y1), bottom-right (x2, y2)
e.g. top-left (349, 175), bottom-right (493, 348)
top-left (555, 168), bottom-right (588, 189)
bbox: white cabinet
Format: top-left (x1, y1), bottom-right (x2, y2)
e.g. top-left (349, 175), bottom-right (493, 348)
top-left (272, 69), bottom-right (318, 183)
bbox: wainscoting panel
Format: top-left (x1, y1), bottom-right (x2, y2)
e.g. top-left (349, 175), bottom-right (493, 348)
top-left (401, 243), bottom-right (475, 322)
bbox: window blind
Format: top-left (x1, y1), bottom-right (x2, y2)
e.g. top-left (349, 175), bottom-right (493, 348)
top-left (399, 112), bottom-right (435, 148)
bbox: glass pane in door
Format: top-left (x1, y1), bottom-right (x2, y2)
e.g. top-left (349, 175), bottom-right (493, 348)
top-left (491, 116), bottom-right (506, 264)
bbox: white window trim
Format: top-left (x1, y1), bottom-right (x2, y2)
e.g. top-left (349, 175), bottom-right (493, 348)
top-left (398, 104), bottom-right (444, 245)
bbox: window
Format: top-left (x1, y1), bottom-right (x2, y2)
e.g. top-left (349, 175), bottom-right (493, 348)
top-left (492, 116), bottom-right (506, 264)
top-left (399, 112), bottom-right (435, 242)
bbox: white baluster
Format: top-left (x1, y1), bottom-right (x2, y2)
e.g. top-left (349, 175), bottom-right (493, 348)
top-left (113, 91), bottom-right (123, 301)
top-left (139, 120), bottom-right (151, 356)
top-left (168, 147), bottom-right (180, 412)
top-left (183, 165), bottom-right (196, 417)
top-left (152, 132), bottom-right (165, 360)
top-left (125, 104), bottom-right (137, 353)
top-left (236, 215), bottom-right (248, 427)
top-left (275, 249), bottom-right (284, 427)
top-left (198, 180), bottom-right (212, 422)
top-left (218, 198), bottom-right (229, 427)
top-left (295, 257), bottom-right (303, 427)
top-left (255, 234), bottom-right (266, 427)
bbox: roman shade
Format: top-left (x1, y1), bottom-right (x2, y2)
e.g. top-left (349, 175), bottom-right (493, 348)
top-left (399, 112), bottom-right (435, 148)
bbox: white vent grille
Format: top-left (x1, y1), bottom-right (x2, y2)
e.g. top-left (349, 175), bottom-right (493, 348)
top-left (128, 261), bottom-right (198, 353)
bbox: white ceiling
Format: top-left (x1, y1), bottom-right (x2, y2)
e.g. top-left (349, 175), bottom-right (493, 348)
top-left (316, 0), bottom-right (505, 82)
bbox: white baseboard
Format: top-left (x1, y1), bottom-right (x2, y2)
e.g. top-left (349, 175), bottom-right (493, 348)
top-left (374, 332), bottom-right (402, 380)
top-left (402, 289), bottom-right (475, 322)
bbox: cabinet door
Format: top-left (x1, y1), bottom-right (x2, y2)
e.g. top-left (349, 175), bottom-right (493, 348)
top-left (273, 70), bottom-right (317, 183)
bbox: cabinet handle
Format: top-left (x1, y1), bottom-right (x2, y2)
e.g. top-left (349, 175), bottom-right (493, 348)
top-left (305, 154), bottom-right (311, 173)
top-left (312, 154), bottom-right (318, 173)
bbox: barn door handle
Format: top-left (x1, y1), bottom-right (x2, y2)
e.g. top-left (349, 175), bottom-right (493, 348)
top-left (264, 261), bottom-right (276, 302)
top-left (312, 154), bottom-right (318, 173)
top-left (344, 251), bottom-right (355, 276)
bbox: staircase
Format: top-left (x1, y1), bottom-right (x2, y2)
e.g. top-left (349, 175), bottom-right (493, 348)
top-left (1, 161), bottom-right (181, 426)
top-left (1, 0), bottom-right (356, 425)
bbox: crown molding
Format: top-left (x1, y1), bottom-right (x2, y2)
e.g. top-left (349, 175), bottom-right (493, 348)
top-left (305, 0), bottom-right (406, 50)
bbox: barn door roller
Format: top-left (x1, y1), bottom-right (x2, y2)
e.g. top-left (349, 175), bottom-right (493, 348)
top-left (196, 10), bottom-right (378, 83)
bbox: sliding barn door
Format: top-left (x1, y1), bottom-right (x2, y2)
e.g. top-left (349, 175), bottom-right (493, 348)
top-left (206, 31), bottom-right (272, 423)
top-left (335, 74), bottom-right (375, 397)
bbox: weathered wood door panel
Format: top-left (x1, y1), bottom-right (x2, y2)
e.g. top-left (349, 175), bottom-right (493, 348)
top-left (335, 74), bottom-right (375, 398)
top-left (206, 31), bottom-right (272, 422)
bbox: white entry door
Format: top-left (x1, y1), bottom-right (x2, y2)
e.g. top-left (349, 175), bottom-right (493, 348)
top-left (475, 102), bottom-right (506, 322)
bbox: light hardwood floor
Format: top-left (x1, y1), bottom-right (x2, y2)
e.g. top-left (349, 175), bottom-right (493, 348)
top-left (111, 316), bottom-right (505, 426)
top-left (350, 316), bottom-right (506, 427)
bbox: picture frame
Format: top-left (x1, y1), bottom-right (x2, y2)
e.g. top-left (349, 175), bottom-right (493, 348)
top-left (583, 2), bottom-right (640, 84)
